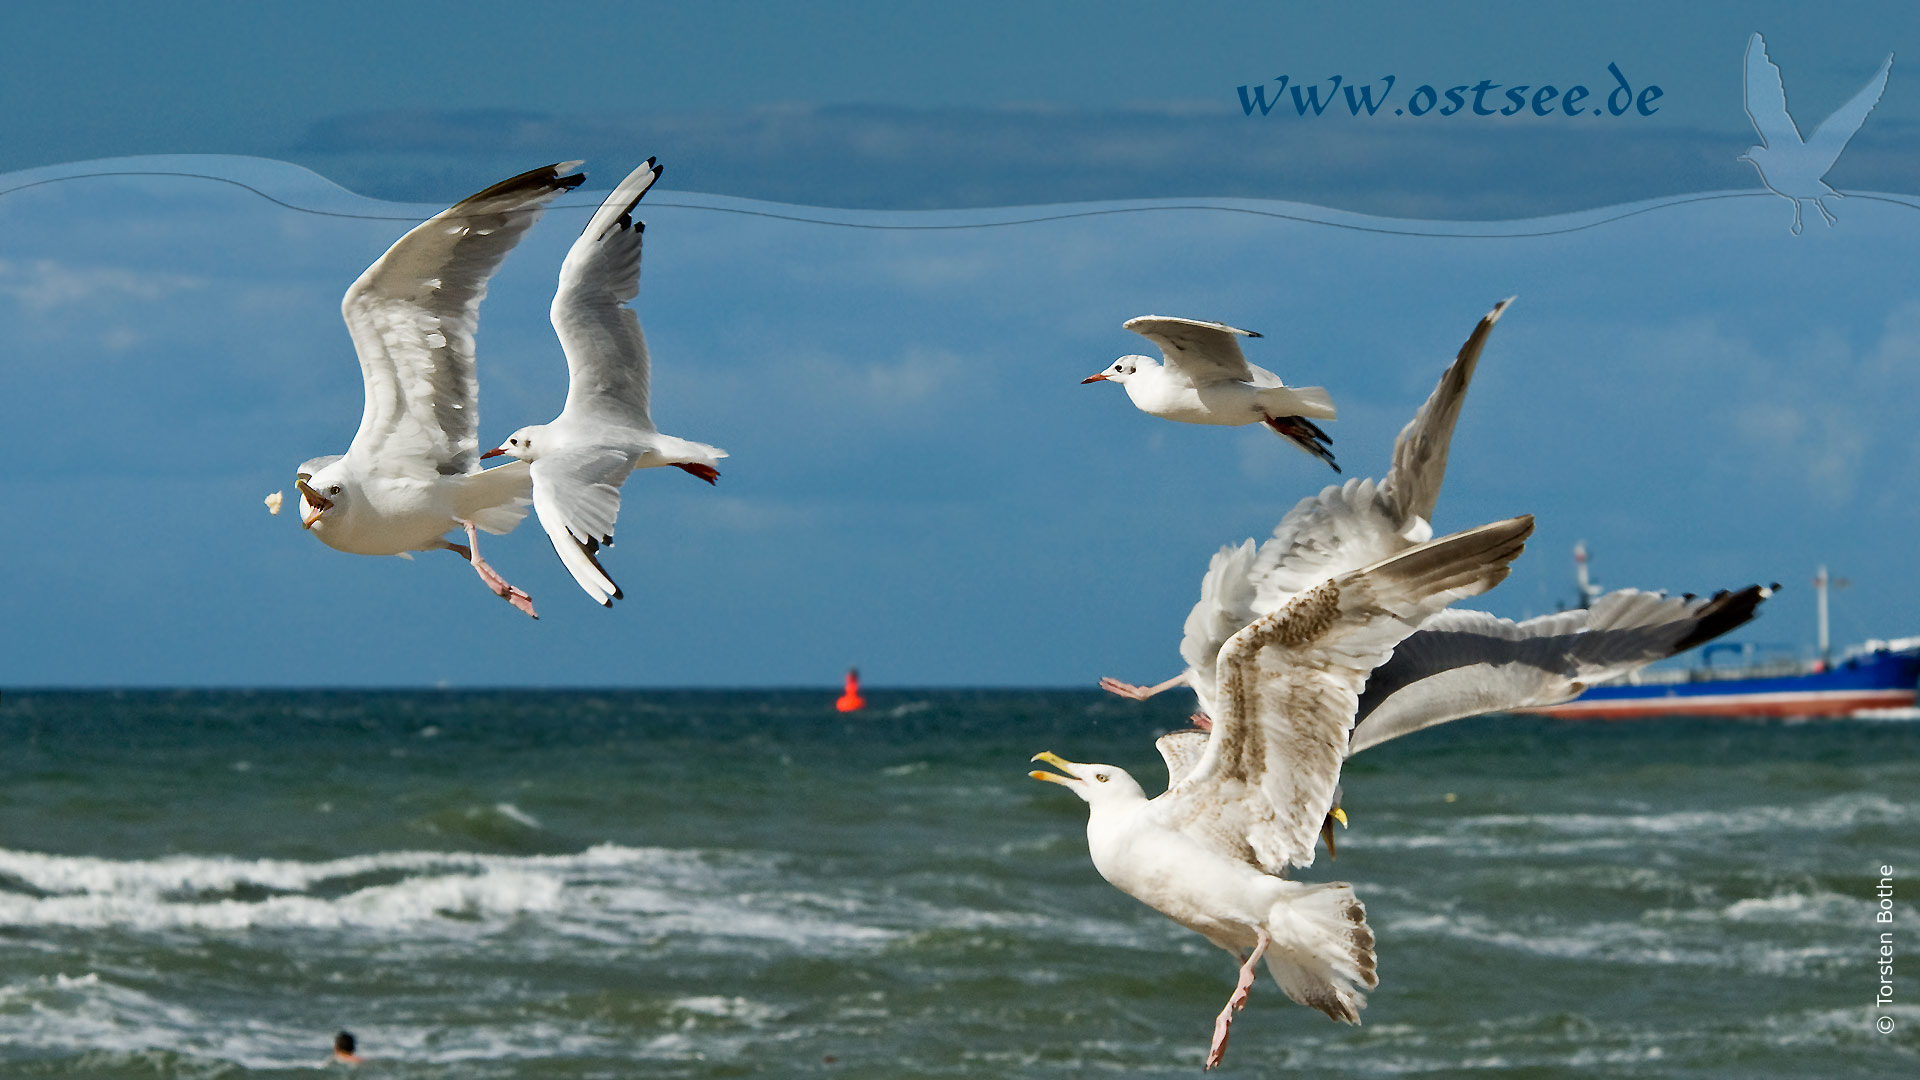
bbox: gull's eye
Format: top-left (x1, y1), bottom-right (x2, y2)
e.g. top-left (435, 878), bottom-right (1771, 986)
top-left (1095, 773), bottom-right (1109, 783)
top-left (328, 485), bottom-right (341, 495)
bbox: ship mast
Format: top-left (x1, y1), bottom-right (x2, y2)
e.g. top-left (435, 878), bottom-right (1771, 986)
top-left (1813, 565), bottom-right (1850, 666)
top-left (1573, 541), bottom-right (1603, 609)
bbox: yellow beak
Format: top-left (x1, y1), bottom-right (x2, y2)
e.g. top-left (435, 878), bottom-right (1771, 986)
top-left (1029, 750), bottom-right (1080, 784)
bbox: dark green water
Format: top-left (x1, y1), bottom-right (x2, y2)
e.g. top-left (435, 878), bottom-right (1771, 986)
top-left (1, 691), bottom-right (1915, 1077)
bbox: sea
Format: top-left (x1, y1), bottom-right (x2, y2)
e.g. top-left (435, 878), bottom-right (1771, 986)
top-left (1, 690), bottom-right (1915, 1078)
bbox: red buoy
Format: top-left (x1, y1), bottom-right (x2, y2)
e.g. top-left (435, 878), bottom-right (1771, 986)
top-left (835, 668), bottom-right (866, 712)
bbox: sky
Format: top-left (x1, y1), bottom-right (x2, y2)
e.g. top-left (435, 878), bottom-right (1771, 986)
top-left (2, 3), bottom-right (1917, 687)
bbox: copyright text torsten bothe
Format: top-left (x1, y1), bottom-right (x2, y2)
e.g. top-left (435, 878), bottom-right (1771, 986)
top-left (1876, 865), bottom-right (1895, 1034)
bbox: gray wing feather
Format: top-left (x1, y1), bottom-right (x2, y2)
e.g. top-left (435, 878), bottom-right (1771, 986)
top-left (1377, 298), bottom-right (1510, 524)
top-left (1123, 315), bottom-right (1258, 385)
top-left (1178, 539), bottom-right (1259, 715)
top-left (554, 160), bottom-right (660, 430)
top-left (1168, 516), bottom-right (1532, 873)
top-left (1347, 585), bottom-right (1771, 755)
top-left (342, 162), bottom-right (584, 475)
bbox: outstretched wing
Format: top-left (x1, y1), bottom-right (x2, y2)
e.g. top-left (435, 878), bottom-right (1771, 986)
top-left (1177, 539), bottom-right (1260, 716)
top-left (1804, 52), bottom-right (1893, 167)
top-left (1377, 298), bottom-right (1510, 525)
top-left (530, 447), bottom-right (636, 606)
top-left (342, 162), bottom-right (585, 475)
top-left (1249, 299), bottom-right (1507, 612)
top-left (1346, 585), bottom-right (1772, 755)
top-left (1743, 33), bottom-right (1804, 150)
top-left (1162, 516), bottom-right (1533, 873)
top-left (1123, 315), bottom-right (1259, 385)
top-left (554, 159), bottom-right (661, 431)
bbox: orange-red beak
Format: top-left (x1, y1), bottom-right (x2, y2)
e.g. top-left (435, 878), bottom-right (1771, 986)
top-left (481, 447), bottom-right (507, 459)
top-left (1080, 372), bottom-right (1110, 384)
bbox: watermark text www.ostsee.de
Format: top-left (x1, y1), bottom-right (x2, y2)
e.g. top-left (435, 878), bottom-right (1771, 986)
top-left (1877, 865), bottom-right (1895, 1034)
top-left (1237, 63), bottom-right (1662, 119)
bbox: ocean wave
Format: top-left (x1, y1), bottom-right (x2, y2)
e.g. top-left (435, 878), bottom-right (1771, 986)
top-left (1351, 791), bottom-right (1907, 857)
top-left (0, 844), bottom-right (895, 949)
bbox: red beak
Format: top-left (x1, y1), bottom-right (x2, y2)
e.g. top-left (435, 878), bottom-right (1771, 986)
top-left (481, 447), bottom-right (507, 459)
top-left (1080, 372), bottom-right (1110, 384)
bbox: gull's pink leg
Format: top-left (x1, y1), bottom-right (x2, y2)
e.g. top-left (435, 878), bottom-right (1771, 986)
top-left (1205, 928), bottom-right (1270, 1071)
top-left (450, 521), bottom-right (537, 619)
top-left (1098, 671), bottom-right (1191, 701)
top-left (1190, 714), bottom-right (1213, 731)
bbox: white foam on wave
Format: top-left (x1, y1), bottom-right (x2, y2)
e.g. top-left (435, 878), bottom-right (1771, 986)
top-left (1354, 791), bottom-right (1907, 856)
top-left (1382, 907), bottom-right (1852, 975)
top-left (0, 843), bottom-right (900, 951)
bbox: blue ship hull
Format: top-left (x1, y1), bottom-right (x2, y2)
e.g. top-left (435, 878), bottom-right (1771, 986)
top-left (1527, 644), bottom-right (1920, 718)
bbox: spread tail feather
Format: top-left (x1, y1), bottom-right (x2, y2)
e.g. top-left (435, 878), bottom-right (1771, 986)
top-left (1264, 881), bottom-right (1377, 1024)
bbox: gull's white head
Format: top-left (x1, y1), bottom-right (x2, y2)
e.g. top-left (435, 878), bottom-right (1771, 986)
top-left (1081, 354), bottom-right (1150, 386)
top-left (1029, 751), bottom-right (1148, 807)
top-left (483, 425), bottom-right (548, 462)
top-left (294, 460), bottom-right (348, 531)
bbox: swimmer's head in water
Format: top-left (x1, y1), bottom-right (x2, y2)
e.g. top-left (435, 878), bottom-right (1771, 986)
top-left (332, 1030), bottom-right (362, 1063)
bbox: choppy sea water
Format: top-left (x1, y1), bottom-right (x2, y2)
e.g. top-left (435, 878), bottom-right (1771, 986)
top-left (1, 690), bottom-right (1914, 1077)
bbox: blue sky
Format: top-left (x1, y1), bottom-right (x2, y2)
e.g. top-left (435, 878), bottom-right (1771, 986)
top-left (1, 4), bottom-right (1916, 686)
top-left (4, 3), bottom-right (1918, 211)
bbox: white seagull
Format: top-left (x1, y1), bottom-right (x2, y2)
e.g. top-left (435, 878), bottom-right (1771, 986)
top-left (1740, 31), bottom-right (1893, 234)
top-left (1102, 298), bottom-right (1770, 856)
top-left (1084, 316), bottom-right (1340, 471)
top-left (1101, 298), bottom-right (1768, 737)
top-left (295, 162), bottom-right (586, 619)
top-left (485, 160), bottom-right (728, 607)
top-left (1033, 514), bottom-right (1535, 1069)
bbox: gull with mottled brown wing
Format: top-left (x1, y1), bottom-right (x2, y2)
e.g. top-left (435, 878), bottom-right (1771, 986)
top-left (1033, 514), bottom-right (1534, 1069)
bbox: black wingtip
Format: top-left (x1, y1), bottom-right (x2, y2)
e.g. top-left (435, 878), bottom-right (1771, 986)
top-left (1671, 584), bottom-right (1772, 653)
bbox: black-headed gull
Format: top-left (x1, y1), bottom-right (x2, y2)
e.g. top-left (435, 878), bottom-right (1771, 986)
top-left (1084, 316), bottom-right (1340, 470)
top-left (484, 160), bottom-right (728, 607)
top-left (1740, 32), bottom-right (1892, 234)
top-left (1104, 298), bottom-right (1769, 840)
top-left (295, 162), bottom-right (586, 619)
top-left (1034, 514), bottom-right (1535, 1069)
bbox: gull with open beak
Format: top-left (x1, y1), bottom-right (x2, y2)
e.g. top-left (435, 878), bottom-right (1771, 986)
top-left (291, 162), bottom-right (585, 618)
top-left (1034, 515), bottom-right (1535, 1069)
top-left (1101, 299), bottom-right (1770, 852)
top-left (483, 159), bottom-right (727, 607)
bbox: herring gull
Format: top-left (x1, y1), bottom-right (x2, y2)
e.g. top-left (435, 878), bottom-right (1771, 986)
top-left (1033, 514), bottom-right (1535, 1068)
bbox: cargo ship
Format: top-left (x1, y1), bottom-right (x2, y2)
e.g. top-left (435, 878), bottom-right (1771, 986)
top-left (1525, 553), bottom-right (1920, 719)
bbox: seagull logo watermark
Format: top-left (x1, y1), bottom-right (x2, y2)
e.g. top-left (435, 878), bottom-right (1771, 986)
top-left (1741, 32), bottom-right (1893, 234)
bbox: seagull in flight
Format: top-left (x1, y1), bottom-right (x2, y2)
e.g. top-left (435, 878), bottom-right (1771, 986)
top-left (1034, 514), bottom-right (1536, 1069)
top-left (1740, 32), bottom-right (1893, 234)
top-left (485, 160), bottom-right (727, 607)
top-left (295, 162), bottom-right (586, 618)
top-left (1101, 298), bottom-right (1769, 846)
top-left (1084, 316), bottom-right (1340, 471)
